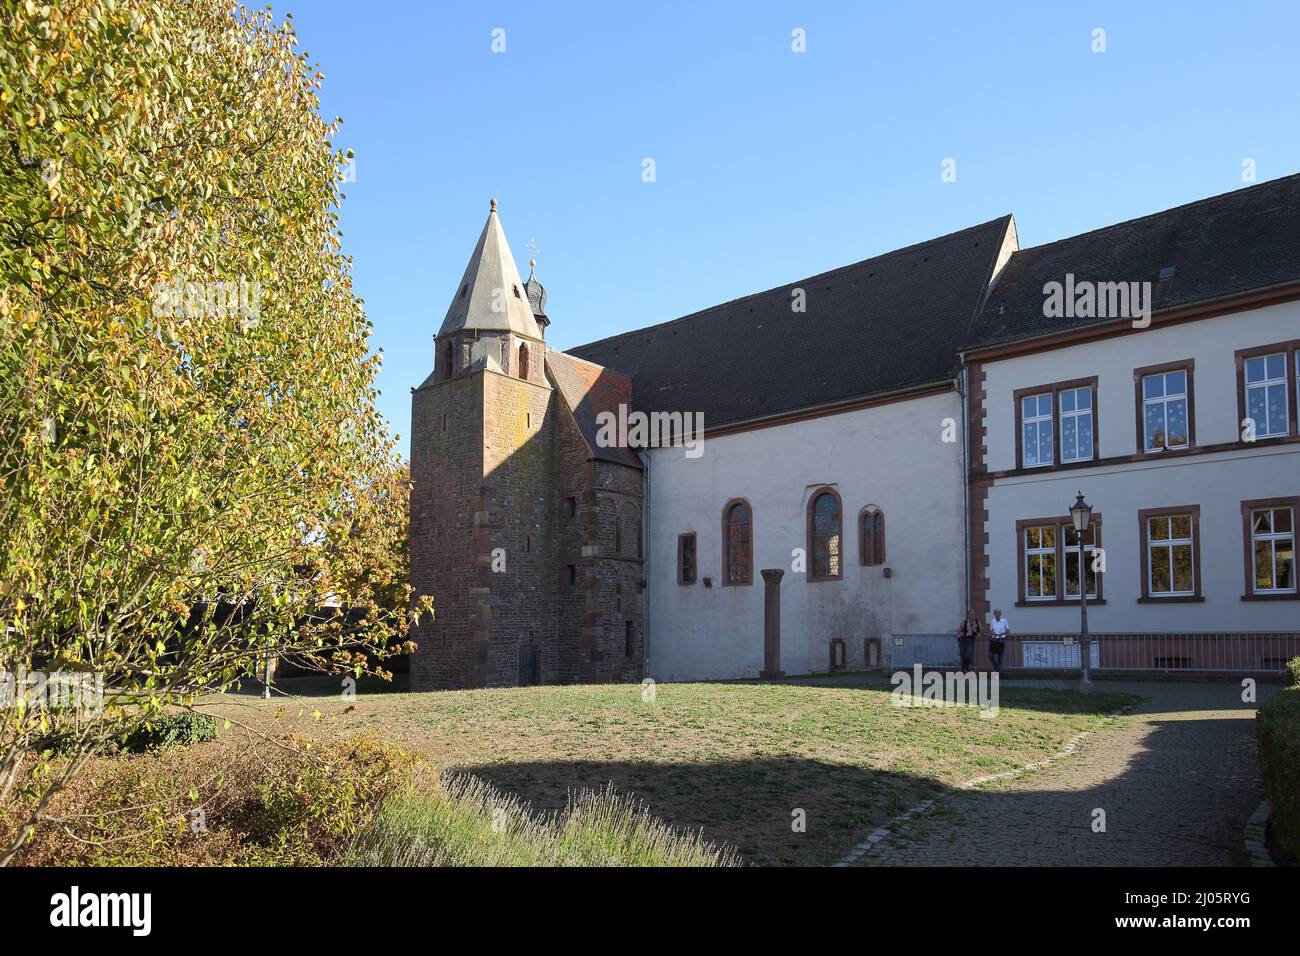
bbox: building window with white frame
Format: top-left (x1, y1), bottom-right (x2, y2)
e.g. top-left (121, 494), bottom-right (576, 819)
top-left (1059, 386), bottom-right (1094, 463)
top-left (1142, 369), bottom-right (1190, 451)
top-left (1250, 506), bottom-right (1296, 594)
top-left (1146, 513), bottom-right (1195, 596)
top-left (1063, 524), bottom-right (1099, 598)
top-left (1023, 524), bottom-right (1057, 601)
top-left (1244, 352), bottom-right (1289, 438)
top-left (1021, 393), bottom-right (1054, 467)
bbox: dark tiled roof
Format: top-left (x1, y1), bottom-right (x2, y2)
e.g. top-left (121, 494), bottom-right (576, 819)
top-left (568, 217), bottom-right (1012, 429)
top-left (967, 173), bottom-right (1300, 351)
top-left (544, 349), bottom-right (642, 468)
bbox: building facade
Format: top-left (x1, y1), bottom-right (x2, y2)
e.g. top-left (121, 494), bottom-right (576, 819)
top-left (409, 176), bottom-right (1300, 689)
top-left (965, 176), bottom-right (1300, 672)
top-left (408, 201), bottom-right (644, 689)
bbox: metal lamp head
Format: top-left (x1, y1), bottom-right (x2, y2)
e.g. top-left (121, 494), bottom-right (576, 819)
top-left (1070, 492), bottom-right (1092, 533)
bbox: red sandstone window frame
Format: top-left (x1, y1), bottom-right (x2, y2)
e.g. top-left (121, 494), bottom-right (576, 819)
top-left (677, 533), bottom-right (697, 585)
top-left (807, 487), bottom-right (843, 582)
top-left (859, 506), bottom-right (885, 566)
top-left (1137, 504), bottom-right (1203, 602)
top-left (1014, 514), bottom-right (1104, 606)
top-left (1012, 376), bottom-right (1099, 470)
top-left (721, 498), bottom-right (753, 586)
top-left (517, 343), bottom-right (530, 380)
top-left (1235, 340), bottom-right (1300, 443)
top-left (1133, 359), bottom-right (1196, 456)
top-left (1240, 496), bottom-right (1300, 601)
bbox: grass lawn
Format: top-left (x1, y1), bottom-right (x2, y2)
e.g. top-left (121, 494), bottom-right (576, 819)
top-left (202, 675), bottom-right (1134, 866)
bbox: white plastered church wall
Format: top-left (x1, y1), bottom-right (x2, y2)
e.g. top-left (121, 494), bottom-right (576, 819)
top-left (645, 390), bottom-right (967, 681)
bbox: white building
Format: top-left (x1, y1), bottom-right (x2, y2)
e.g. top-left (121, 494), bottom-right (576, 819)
top-left (573, 215), bottom-right (1016, 680)
top-left (963, 174), bottom-right (1300, 673)
top-left (412, 175), bottom-right (1299, 688)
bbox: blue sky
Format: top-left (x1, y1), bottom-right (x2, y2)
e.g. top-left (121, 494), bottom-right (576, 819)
top-left (286, 0), bottom-right (1300, 453)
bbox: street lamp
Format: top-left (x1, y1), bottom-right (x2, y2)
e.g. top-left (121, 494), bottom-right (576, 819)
top-left (1069, 492), bottom-right (1093, 685)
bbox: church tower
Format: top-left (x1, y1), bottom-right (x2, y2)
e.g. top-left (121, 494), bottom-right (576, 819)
top-left (409, 200), bottom-right (555, 689)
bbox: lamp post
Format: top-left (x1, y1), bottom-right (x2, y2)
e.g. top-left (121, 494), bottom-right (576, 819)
top-left (1069, 492), bottom-right (1093, 686)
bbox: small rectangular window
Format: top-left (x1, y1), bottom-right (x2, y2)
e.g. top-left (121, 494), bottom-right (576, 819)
top-left (1144, 512), bottom-right (1196, 597)
top-left (566, 564), bottom-right (577, 586)
top-left (1023, 525), bottom-right (1057, 600)
top-left (565, 496), bottom-right (577, 518)
top-left (1250, 506), bottom-right (1296, 594)
top-left (1142, 370), bottom-right (1190, 451)
top-left (625, 621), bottom-right (635, 657)
top-left (1015, 379), bottom-right (1098, 469)
top-left (1063, 525), bottom-right (1098, 598)
top-left (1244, 353), bottom-right (1289, 438)
top-left (1021, 393), bottom-right (1054, 467)
top-left (1016, 516), bottom-right (1103, 603)
top-left (678, 533), bottom-right (697, 584)
top-left (1058, 386), bottom-right (1094, 463)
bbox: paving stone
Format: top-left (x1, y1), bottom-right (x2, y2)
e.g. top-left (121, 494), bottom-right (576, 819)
top-left (849, 681), bottom-right (1269, 867)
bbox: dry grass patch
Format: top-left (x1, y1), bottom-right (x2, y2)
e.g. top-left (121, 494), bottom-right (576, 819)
top-left (203, 676), bottom-right (1134, 865)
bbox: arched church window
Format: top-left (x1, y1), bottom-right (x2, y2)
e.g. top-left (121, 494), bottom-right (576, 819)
top-left (518, 343), bottom-right (529, 380)
top-left (809, 489), bottom-right (842, 580)
top-left (722, 499), bottom-right (752, 585)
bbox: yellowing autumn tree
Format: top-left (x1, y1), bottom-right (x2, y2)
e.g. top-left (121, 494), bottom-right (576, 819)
top-left (0, 0), bottom-right (430, 861)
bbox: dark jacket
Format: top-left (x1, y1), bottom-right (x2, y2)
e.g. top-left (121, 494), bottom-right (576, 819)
top-left (957, 619), bottom-right (981, 639)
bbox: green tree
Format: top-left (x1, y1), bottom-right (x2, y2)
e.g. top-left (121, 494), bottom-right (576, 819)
top-left (0, 0), bottom-right (431, 862)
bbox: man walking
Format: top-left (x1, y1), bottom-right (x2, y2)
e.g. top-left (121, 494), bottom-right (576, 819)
top-left (956, 609), bottom-right (981, 672)
top-left (988, 608), bottom-right (1010, 674)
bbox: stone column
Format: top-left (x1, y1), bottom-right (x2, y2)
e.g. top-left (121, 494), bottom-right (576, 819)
top-left (760, 568), bottom-right (785, 679)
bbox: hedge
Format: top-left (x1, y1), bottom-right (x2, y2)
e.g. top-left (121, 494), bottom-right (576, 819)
top-left (1256, 671), bottom-right (1300, 862)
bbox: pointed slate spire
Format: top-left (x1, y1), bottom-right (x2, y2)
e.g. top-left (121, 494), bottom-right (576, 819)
top-left (439, 199), bottom-right (543, 340)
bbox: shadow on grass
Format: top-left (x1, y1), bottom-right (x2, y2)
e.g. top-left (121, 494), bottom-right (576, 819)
top-left (219, 674), bottom-right (1268, 866)
top-left (451, 754), bottom-right (930, 867)
top-left (452, 708), bottom-right (1262, 867)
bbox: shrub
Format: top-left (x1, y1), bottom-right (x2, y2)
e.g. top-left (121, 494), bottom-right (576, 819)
top-left (5, 732), bottom-right (734, 867)
top-left (346, 773), bottom-right (739, 867)
top-left (1256, 687), bottom-right (1300, 862)
top-left (1286, 656), bottom-right (1300, 688)
top-left (30, 711), bottom-right (219, 757)
top-left (1, 733), bottom-right (414, 866)
top-left (121, 712), bottom-right (219, 752)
